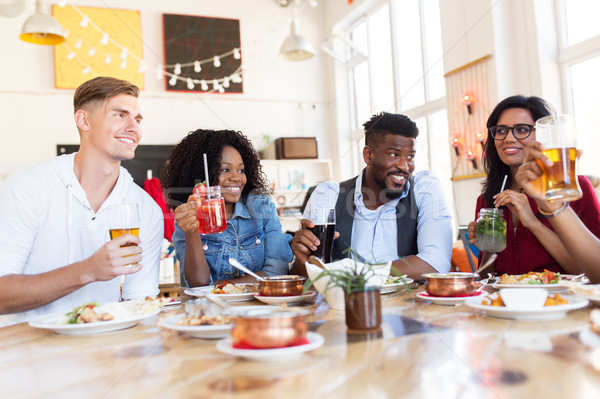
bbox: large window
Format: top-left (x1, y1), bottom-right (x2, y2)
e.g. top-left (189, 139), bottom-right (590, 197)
top-left (345, 0), bottom-right (452, 209)
top-left (557, 0), bottom-right (600, 177)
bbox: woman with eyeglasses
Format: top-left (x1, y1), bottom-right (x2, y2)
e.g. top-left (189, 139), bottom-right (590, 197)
top-left (467, 95), bottom-right (600, 275)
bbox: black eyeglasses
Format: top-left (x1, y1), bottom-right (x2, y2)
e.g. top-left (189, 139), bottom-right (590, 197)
top-left (489, 124), bottom-right (535, 140)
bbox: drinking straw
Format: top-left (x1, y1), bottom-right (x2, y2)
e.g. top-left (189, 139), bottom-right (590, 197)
top-left (499, 174), bottom-right (508, 193)
top-left (203, 153), bottom-right (210, 195)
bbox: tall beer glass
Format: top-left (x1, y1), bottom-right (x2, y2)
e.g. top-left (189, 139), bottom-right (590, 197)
top-left (108, 203), bottom-right (140, 266)
top-left (309, 208), bottom-right (336, 264)
top-left (535, 114), bottom-right (582, 202)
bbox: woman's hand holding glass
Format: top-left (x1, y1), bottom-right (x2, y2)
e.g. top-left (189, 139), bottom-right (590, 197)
top-left (493, 189), bottom-right (539, 229)
top-left (515, 141), bottom-right (580, 213)
top-left (174, 194), bottom-right (200, 234)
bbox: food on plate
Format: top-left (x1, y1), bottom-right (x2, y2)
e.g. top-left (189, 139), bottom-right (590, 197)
top-left (176, 314), bottom-right (232, 326)
top-left (211, 281), bottom-right (258, 294)
top-left (481, 292), bottom-right (568, 307)
top-left (386, 274), bottom-right (408, 284)
top-left (591, 309), bottom-right (600, 335)
top-left (560, 281), bottom-right (599, 297)
top-left (64, 297), bottom-right (166, 324)
top-left (498, 270), bottom-right (560, 285)
top-left (66, 303), bottom-right (112, 324)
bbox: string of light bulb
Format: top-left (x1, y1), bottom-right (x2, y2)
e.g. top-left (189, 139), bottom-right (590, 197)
top-left (55, 1), bottom-right (243, 92)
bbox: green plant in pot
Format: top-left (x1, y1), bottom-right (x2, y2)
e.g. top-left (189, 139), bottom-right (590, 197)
top-left (304, 254), bottom-right (386, 331)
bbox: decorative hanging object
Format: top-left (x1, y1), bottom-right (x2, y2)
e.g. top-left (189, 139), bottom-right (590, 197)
top-left (463, 94), bottom-right (473, 115)
top-left (20, 0), bottom-right (66, 45)
top-left (451, 136), bottom-right (460, 156)
top-left (280, 18), bottom-right (314, 61)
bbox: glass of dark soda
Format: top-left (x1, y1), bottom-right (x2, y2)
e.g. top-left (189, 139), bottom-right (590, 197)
top-left (309, 208), bottom-right (336, 264)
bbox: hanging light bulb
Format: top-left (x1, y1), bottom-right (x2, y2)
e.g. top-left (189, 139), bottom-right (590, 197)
top-left (233, 48), bottom-right (241, 60)
top-left (105, 53), bottom-right (111, 64)
top-left (174, 63), bottom-right (181, 75)
top-left (467, 149), bottom-right (477, 169)
top-left (66, 51), bottom-right (75, 60)
top-left (169, 75), bottom-right (177, 86)
top-left (138, 61), bottom-right (146, 73)
top-left (88, 46), bottom-right (95, 56)
top-left (120, 59), bottom-right (127, 69)
top-left (194, 60), bottom-right (201, 73)
top-left (80, 15), bottom-right (89, 28)
top-left (213, 56), bottom-right (221, 67)
top-left (476, 131), bottom-right (485, 150)
top-left (280, 18), bottom-right (315, 61)
top-left (187, 78), bottom-right (194, 90)
top-left (200, 80), bottom-right (208, 91)
top-left (120, 48), bottom-right (128, 59)
top-left (222, 77), bottom-right (230, 88)
top-left (20, 0), bottom-right (67, 45)
top-left (82, 66), bottom-right (90, 75)
top-left (75, 38), bottom-right (82, 48)
top-left (100, 32), bottom-right (109, 45)
top-left (451, 136), bottom-right (460, 156)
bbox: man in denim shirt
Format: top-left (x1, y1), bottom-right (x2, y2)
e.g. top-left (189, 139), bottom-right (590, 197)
top-left (291, 112), bottom-right (452, 280)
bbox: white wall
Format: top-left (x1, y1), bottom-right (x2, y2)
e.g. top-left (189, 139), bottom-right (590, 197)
top-left (0, 0), bottom-right (333, 178)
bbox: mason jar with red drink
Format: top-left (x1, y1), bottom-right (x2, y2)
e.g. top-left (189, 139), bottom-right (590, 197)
top-left (194, 183), bottom-right (227, 235)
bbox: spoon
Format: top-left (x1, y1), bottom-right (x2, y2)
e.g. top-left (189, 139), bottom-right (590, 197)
top-left (228, 258), bottom-right (265, 281)
top-left (308, 255), bottom-right (327, 270)
top-left (474, 253), bottom-right (497, 277)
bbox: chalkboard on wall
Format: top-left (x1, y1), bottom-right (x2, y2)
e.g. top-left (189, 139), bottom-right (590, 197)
top-left (56, 144), bottom-right (175, 188)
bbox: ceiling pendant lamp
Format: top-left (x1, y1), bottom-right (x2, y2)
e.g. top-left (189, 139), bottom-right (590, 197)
top-left (280, 18), bottom-right (314, 61)
top-left (20, 0), bottom-right (66, 45)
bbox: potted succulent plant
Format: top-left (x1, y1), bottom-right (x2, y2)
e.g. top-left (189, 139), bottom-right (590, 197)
top-left (304, 257), bottom-right (385, 331)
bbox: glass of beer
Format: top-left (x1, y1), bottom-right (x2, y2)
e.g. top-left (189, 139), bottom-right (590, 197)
top-left (535, 114), bottom-right (582, 202)
top-left (108, 203), bottom-right (140, 266)
top-left (309, 208), bottom-right (336, 264)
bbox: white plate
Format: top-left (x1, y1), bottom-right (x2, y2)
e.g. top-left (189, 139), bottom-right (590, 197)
top-left (464, 294), bottom-right (588, 321)
top-left (490, 275), bottom-right (588, 292)
top-left (253, 291), bottom-right (317, 305)
top-left (160, 314), bottom-right (232, 339)
top-left (28, 309), bottom-right (159, 335)
top-left (184, 284), bottom-right (258, 302)
top-left (380, 278), bottom-right (415, 294)
top-left (216, 331), bottom-right (324, 362)
top-left (416, 291), bottom-right (483, 305)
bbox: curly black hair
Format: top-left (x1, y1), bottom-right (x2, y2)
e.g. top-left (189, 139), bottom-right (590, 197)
top-left (481, 95), bottom-right (554, 206)
top-left (363, 111), bottom-right (419, 147)
top-left (160, 129), bottom-right (271, 210)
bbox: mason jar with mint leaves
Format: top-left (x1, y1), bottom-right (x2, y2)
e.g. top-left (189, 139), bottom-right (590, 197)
top-left (475, 208), bottom-right (507, 253)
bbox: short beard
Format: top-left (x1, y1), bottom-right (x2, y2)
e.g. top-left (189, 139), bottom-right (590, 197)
top-left (382, 188), bottom-right (403, 201)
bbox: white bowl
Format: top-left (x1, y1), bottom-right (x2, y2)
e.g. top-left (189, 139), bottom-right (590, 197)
top-left (305, 259), bottom-right (392, 311)
top-left (500, 288), bottom-right (548, 310)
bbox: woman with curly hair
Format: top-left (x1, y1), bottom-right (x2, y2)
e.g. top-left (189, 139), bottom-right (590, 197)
top-left (161, 129), bottom-right (292, 286)
top-left (468, 95), bottom-right (600, 275)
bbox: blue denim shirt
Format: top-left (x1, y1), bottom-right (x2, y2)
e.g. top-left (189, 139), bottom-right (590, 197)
top-left (173, 194), bottom-right (293, 285)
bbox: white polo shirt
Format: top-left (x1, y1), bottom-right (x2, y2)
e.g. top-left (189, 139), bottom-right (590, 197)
top-left (0, 153), bottom-right (163, 326)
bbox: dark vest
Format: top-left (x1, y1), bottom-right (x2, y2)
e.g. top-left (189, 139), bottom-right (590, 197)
top-left (331, 175), bottom-right (418, 261)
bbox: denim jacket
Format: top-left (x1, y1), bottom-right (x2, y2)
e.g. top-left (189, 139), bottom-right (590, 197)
top-left (173, 194), bottom-right (293, 285)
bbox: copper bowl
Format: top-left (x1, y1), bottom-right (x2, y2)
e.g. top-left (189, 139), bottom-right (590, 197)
top-left (422, 272), bottom-right (481, 297)
top-left (258, 275), bottom-right (306, 297)
top-left (231, 309), bottom-right (309, 349)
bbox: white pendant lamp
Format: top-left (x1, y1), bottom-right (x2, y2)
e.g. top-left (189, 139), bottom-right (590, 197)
top-left (20, 0), bottom-right (66, 45)
top-left (280, 19), bottom-right (314, 61)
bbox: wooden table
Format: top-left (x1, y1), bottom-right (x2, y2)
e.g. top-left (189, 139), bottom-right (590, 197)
top-left (2, 290), bottom-right (600, 399)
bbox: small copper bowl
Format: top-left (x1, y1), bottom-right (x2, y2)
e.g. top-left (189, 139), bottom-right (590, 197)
top-left (231, 309), bottom-right (308, 349)
top-left (258, 275), bottom-right (306, 297)
top-left (422, 272), bottom-right (481, 297)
